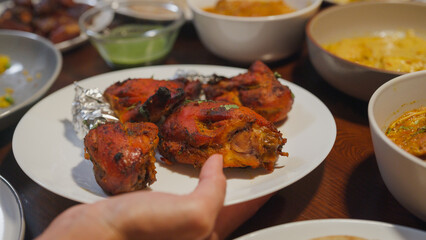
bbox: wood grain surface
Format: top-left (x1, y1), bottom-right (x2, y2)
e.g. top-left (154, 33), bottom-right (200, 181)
top-left (1, 11), bottom-right (425, 240)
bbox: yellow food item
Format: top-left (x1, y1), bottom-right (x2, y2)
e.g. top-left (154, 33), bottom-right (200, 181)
top-left (323, 30), bottom-right (426, 73)
top-left (386, 106), bottom-right (426, 160)
top-left (203, 0), bottom-right (295, 17)
top-left (311, 236), bottom-right (367, 240)
top-left (0, 88), bottom-right (14, 108)
top-left (0, 54), bottom-right (10, 74)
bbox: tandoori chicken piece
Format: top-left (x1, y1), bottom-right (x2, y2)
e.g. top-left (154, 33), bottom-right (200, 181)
top-left (159, 101), bottom-right (287, 171)
top-left (202, 60), bottom-right (294, 124)
top-left (84, 122), bottom-right (159, 195)
top-left (103, 78), bottom-right (201, 123)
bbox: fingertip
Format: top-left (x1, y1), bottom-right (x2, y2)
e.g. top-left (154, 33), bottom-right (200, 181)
top-left (199, 154), bottom-right (225, 183)
top-left (203, 154), bottom-right (224, 171)
top-left (194, 154), bottom-right (226, 199)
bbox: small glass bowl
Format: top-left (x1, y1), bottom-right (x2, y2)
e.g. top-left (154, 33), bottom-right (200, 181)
top-left (79, 0), bottom-right (185, 68)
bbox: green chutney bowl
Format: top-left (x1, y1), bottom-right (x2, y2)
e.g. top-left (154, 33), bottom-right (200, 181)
top-left (79, 0), bottom-right (185, 68)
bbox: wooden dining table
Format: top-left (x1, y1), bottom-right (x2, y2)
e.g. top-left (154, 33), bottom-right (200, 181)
top-left (1, 5), bottom-right (425, 239)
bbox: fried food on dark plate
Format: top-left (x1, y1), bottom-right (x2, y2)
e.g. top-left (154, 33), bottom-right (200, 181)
top-left (203, 60), bottom-right (294, 124)
top-left (104, 78), bottom-right (201, 123)
top-left (84, 122), bottom-right (159, 195)
top-left (159, 101), bottom-right (287, 171)
top-left (0, 0), bottom-right (91, 44)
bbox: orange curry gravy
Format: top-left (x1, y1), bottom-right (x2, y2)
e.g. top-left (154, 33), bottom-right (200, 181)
top-left (203, 0), bottom-right (295, 17)
top-left (385, 106), bottom-right (426, 160)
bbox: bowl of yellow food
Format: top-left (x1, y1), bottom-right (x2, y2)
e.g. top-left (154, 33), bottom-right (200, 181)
top-left (187, 0), bottom-right (322, 63)
top-left (368, 70), bottom-right (426, 221)
top-left (0, 30), bottom-right (62, 131)
top-left (306, 1), bottom-right (426, 101)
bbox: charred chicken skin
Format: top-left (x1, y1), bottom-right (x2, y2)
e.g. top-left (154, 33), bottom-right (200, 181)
top-left (159, 101), bottom-right (287, 171)
top-left (202, 60), bottom-right (294, 124)
top-left (84, 122), bottom-right (159, 195)
top-left (103, 78), bottom-right (201, 124)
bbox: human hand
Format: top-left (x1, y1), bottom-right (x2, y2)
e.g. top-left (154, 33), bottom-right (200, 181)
top-left (37, 154), bottom-right (226, 240)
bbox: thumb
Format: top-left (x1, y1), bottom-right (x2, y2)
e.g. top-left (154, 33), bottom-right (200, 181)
top-left (192, 154), bottom-right (226, 207)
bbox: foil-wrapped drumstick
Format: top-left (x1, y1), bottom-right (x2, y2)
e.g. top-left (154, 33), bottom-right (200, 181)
top-left (73, 84), bottom-right (160, 195)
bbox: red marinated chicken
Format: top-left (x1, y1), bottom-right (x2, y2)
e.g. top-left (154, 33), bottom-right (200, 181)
top-left (203, 61), bottom-right (294, 124)
top-left (159, 101), bottom-right (287, 171)
top-left (84, 122), bottom-right (159, 195)
top-left (104, 78), bottom-right (201, 124)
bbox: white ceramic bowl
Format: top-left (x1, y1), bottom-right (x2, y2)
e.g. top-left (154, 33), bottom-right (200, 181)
top-left (187, 0), bottom-right (322, 63)
top-left (368, 70), bottom-right (426, 221)
top-left (306, 2), bottom-right (426, 101)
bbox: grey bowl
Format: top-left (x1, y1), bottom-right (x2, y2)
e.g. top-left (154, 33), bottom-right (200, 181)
top-left (0, 30), bottom-right (62, 131)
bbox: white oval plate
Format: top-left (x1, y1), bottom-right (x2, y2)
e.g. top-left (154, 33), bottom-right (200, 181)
top-left (234, 219), bottom-right (426, 240)
top-left (0, 175), bottom-right (25, 240)
top-left (12, 65), bottom-right (336, 205)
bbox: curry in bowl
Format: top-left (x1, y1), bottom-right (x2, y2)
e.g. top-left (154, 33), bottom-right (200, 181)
top-left (385, 106), bottom-right (426, 160)
top-left (203, 0), bottom-right (295, 17)
top-left (322, 29), bottom-right (426, 73)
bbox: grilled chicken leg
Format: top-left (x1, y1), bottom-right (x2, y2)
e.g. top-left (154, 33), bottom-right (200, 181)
top-left (203, 60), bottom-right (294, 124)
top-left (84, 122), bottom-right (159, 195)
top-left (159, 100), bottom-right (287, 171)
top-left (104, 78), bottom-right (201, 123)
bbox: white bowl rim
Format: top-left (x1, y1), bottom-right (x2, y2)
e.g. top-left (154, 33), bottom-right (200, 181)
top-left (305, 1), bottom-right (426, 76)
top-left (187, 0), bottom-right (323, 22)
top-left (0, 30), bottom-right (62, 120)
top-left (368, 70), bottom-right (426, 168)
